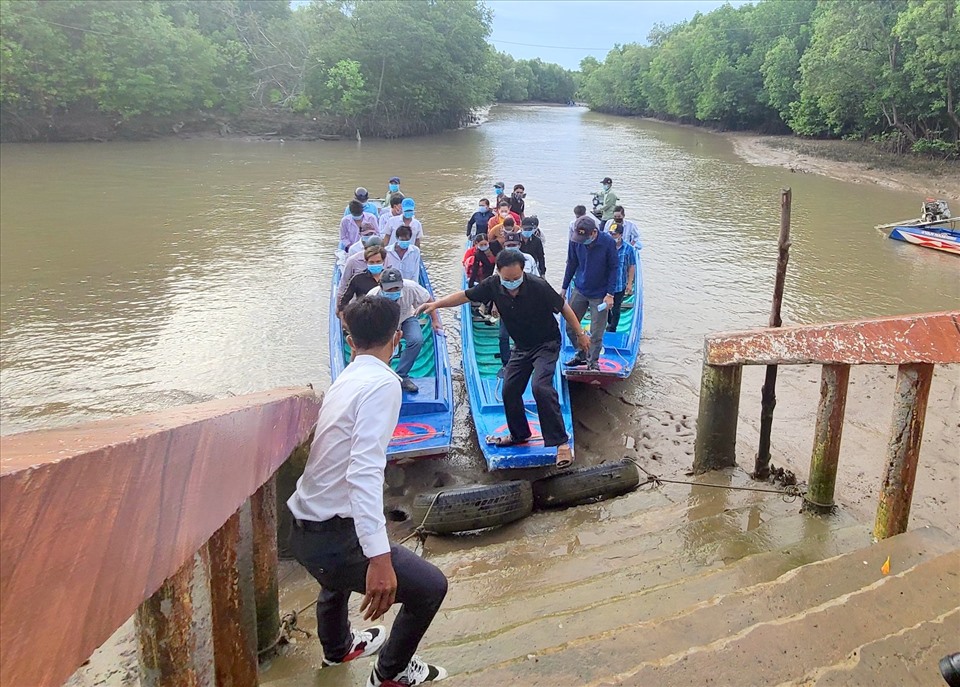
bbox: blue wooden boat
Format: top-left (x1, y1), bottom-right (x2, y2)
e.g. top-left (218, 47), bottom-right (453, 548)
top-left (560, 245), bottom-right (644, 386)
top-left (459, 259), bottom-right (575, 470)
top-left (329, 258), bottom-right (454, 461)
top-left (888, 223), bottom-right (959, 255)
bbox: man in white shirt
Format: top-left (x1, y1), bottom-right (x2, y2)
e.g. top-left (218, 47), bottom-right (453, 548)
top-left (287, 295), bottom-right (448, 687)
top-left (386, 225), bottom-right (422, 281)
top-left (382, 198), bottom-right (424, 247)
top-left (349, 226), bottom-right (383, 256)
top-left (612, 205), bottom-right (642, 248)
top-left (368, 268), bottom-right (442, 393)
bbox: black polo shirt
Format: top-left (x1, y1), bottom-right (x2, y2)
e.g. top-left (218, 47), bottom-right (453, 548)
top-left (465, 274), bottom-right (564, 350)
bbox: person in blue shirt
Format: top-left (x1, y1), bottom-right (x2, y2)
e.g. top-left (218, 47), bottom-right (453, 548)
top-left (561, 217), bottom-right (618, 370)
top-left (343, 187), bottom-right (380, 217)
top-left (466, 198), bottom-right (494, 237)
top-left (605, 223), bottom-right (637, 333)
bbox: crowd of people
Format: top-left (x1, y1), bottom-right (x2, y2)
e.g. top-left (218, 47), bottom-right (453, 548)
top-left (298, 174), bottom-right (643, 687)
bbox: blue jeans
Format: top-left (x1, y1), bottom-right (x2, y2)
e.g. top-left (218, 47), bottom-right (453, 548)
top-left (397, 316), bottom-right (423, 379)
top-left (499, 319), bottom-right (511, 367)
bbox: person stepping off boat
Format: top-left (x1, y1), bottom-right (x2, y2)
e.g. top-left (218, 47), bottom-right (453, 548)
top-left (418, 250), bottom-right (589, 468)
top-left (369, 268), bottom-right (442, 394)
top-left (288, 295), bottom-right (448, 687)
top-left (562, 217), bottom-right (619, 372)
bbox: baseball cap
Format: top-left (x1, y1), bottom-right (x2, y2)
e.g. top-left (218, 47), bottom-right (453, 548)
top-left (380, 268), bottom-right (404, 291)
top-left (389, 176), bottom-right (400, 183)
top-left (571, 217), bottom-right (597, 243)
top-left (355, 187), bottom-right (369, 200)
top-left (503, 231), bottom-right (522, 246)
top-left (600, 176), bottom-right (613, 185)
top-left (401, 198), bottom-right (416, 211)
top-left (494, 181), bottom-right (505, 188)
top-left (521, 215), bottom-right (538, 228)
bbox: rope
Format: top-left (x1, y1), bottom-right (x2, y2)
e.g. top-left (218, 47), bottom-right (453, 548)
top-left (624, 458), bottom-right (806, 503)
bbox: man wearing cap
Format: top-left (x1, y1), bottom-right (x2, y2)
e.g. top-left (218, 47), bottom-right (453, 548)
top-left (382, 198), bottom-right (424, 248)
top-left (340, 199), bottom-right (381, 251)
top-left (519, 216), bottom-right (546, 276)
top-left (562, 217), bottom-right (619, 371)
top-left (343, 187), bottom-right (381, 217)
top-left (493, 181), bottom-right (507, 206)
top-left (385, 176), bottom-right (401, 202)
top-left (597, 177), bottom-right (620, 228)
top-left (368, 268), bottom-right (441, 394)
top-left (348, 224), bottom-right (383, 256)
top-left (338, 236), bottom-right (399, 301)
top-left (418, 251), bottom-right (590, 467)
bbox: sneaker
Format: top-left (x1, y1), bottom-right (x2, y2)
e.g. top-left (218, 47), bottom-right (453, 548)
top-left (587, 362), bottom-right (600, 371)
top-left (400, 378), bottom-right (419, 393)
top-left (322, 626), bottom-right (386, 666)
top-left (564, 354), bottom-right (587, 367)
top-left (367, 655), bottom-right (448, 686)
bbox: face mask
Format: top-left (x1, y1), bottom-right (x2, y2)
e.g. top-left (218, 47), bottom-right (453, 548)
top-left (361, 234), bottom-right (377, 246)
top-left (389, 183), bottom-right (399, 192)
top-left (478, 244), bottom-right (490, 252)
top-left (403, 211), bottom-right (414, 219)
top-left (478, 206), bottom-right (486, 213)
top-left (504, 245), bottom-right (521, 252)
top-left (500, 274), bottom-right (523, 290)
top-left (352, 214), bottom-right (363, 221)
top-left (495, 187), bottom-right (503, 195)
top-left (614, 217), bottom-right (624, 224)
top-left (583, 236), bottom-right (595, 246)
top-left (367, 264), bottom-right (384, 274)
top-left (381, 289), bottom-right (402, 301)
top-left (499, 211), bottom-right (509, 219)
top-left (602, 184), bottom-right (611, 192)
top-left (521, 230), bottom-right (534, 238)
top-left (397, 240), bottom-right (411, 249)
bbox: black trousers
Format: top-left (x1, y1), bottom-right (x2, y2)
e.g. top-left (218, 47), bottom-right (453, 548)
top-left (502, 339), bottom-right (568, 447)
top-left (288, 516), bottom-right (448, 679)
top-left (607, 290), bottom-right (627, 331)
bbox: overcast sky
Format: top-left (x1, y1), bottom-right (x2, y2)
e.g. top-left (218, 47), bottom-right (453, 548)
top-left (488, 1), bottom-right (751, 69)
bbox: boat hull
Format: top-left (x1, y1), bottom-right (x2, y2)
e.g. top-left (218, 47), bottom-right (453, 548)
top-left (889, 225), bottom-right (960, 255)
top-left (329, 259), bottom-right (454, 460)
top-left (561, 246), bottom-right (644, 385)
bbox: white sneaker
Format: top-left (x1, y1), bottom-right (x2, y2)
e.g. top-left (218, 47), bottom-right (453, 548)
top-left (322, 625), bottom-right (386, 666)
top-left (367, 654), bottom-right (448, 685)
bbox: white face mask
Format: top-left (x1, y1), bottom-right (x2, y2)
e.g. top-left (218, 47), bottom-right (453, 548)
top-left (499, 210), bottom-right (509, 218)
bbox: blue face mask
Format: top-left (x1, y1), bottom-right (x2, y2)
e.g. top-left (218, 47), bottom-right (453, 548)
top-left (500, 274), bottom-right (523, 290)
top-left (495, 187), bottom-right (504, 195)
top-left (352, 214), bottom-right (363, 221)
top-left (397, 240), bottom-right (411, 249)
top-left (478, 206), bottom-right (487, 213)
top-left (381, 289), bottom-right (402, 301)
top-left (361, 234), bottom-right (378, 246)
top-left (478, 244), bottom-right (490, 252)
top-left (602, 184), bottom-right (611, 192)
top-left (367, 264), bottom-right (384, 274)
top-left (403, 211), bottom-right (414, 219)
top-left (389, 183), bottom-right (399, 192)
top-left (521, 230), bottom-right (534, 238)
top-left (583, 236), bottom-right (595, 246)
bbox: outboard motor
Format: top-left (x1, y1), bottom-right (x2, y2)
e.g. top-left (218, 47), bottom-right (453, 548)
top-left (591, 191), bottom-right (603, 219)
top-left (921, 198), bottom-right (951, 223)
top-left (942, 653), bottom-right (960, 687)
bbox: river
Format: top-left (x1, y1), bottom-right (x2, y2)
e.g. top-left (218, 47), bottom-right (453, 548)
top-left (2, 104), bottom-right (956, 437)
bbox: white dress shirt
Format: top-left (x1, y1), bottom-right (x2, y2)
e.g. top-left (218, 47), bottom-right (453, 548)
top-left (387, 244), bottom-right (423, 281)
top-left (367, 279), bottom-right (431, 322)
top-left (618, 219), bottom-right (642, 247)
top-left (287, 355), bottom-right (401, 558)
top-left (382, 215), bottom-right (424, 245)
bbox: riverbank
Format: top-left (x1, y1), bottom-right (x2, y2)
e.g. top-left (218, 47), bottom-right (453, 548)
top-left (726, 133), bottom-right (960, 202)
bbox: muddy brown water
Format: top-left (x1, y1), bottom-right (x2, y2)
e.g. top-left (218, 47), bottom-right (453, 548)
top-left (5, 104), bottom-right (958, 685)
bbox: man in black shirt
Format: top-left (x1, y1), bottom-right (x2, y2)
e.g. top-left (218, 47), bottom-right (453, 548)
top-left (519, 216), bottom-right (546, 276)
top-left (509, 184), bottom-right (526, 218)
top-left (417, 251), bottom-right (589, 467)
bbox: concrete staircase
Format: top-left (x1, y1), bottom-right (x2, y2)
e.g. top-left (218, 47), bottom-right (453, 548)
top-left (261, 469), bottom-right (959, 687)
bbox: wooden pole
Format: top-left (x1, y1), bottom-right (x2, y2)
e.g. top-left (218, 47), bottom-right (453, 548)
top-left (874, 363), bottom-right (934, 540)
top-left (693, 361), bottom-right (743, 473)
top-left (754, 188), bottom-right (792, 479)
top-left (802, 364), bottom-right (851, 514)
top-left (207, 510), bottom-right (258, 687)
top-left (251, 474), bottom-right (280, 657)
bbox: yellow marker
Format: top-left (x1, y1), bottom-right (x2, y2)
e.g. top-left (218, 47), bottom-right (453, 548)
top-left (881, 556), bottom-right (891, 575)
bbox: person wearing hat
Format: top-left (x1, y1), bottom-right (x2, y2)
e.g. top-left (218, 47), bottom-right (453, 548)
top-left (340, 199), bottom-right (381, 250)
top-left (508, 184), bottom-right (526, 219)
top-left (385, 176), bottom-right (401, 202)
top-left (519, 216), bottom-right (546, 276)
top-left (597, 177), bottom-right (620, 228)
top-left (382, 198), bottom-right (424, 248)
top-left (347, 224), bottom-right (383, 256)
top-left (502, 230), bottom-right (539, 277)
top-left (417, 251), bottom-right (590, 468)
top-left (466, 198), bottom-right (494, 237)
top-left (367, 268), bottom-right (441, 394)
top-left (288, 294), bottom-right (449, 687)
top-left (561, 216), bottom-right (619, 370)
top-left (343, 187), bottom-right (381, 218)
top-left (338, 236), bottom-right (399, 301)
top-left (493, 181), bottom-right (507, 206)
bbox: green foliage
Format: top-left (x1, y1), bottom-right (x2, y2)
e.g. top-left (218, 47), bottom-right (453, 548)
top-left (579, 0), bottom-right (958, 147)
top-left (494, 52), bottom-right (577, 103)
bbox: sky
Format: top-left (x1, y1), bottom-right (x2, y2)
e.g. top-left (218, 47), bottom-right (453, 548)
top-left (487, 0), bottom-right (751, 69)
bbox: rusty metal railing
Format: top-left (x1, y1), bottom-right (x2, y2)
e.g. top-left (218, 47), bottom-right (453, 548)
top-left (692, 310), bottom-right (960, 541)
top-left (0, 387), bottom-right (320, 686)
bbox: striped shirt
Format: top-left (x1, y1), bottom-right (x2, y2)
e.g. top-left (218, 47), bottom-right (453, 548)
top-left (614, 242), bottom-right (637, 293)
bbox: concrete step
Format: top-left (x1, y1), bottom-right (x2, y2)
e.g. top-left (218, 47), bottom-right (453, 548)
top-left (451, 526), bottom-right (957, 686)
top-left (779, 606), bottom-right (960, 686)
top-left (615, 546), bottom-right (960, 687)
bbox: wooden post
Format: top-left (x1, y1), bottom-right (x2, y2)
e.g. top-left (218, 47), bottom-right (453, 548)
top-left (207, 510), bottom-right (258, 686)
top-left (803, 364), bottom-right (851, 514)
top-left (874, 363), bottom-right (934, 540)
top-left (755, 188), bottom-right (792, 479)
top-left (251, 474), bottom-right (280, 657)
top-left (693, 362), bottom-right (742, 473)
top-left (135, 554), bottom-right (204, 687)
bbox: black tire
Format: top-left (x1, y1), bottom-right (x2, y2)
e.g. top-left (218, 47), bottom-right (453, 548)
top-left (532, 460), bottom-right (640, 510)
top-left (411, 481), bottom-right (533, 534)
